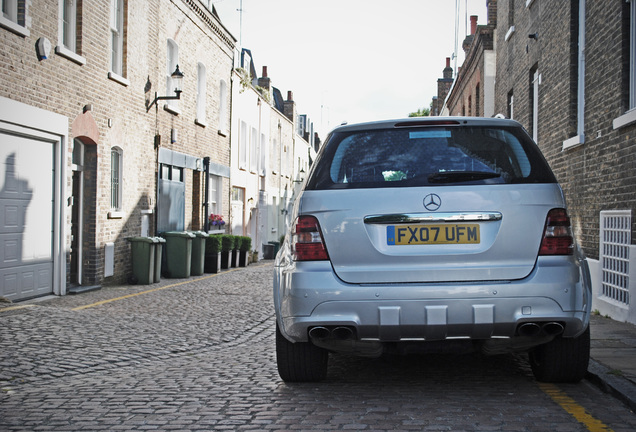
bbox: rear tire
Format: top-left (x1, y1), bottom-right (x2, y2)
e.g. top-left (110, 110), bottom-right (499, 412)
top-left (276, 324), bottom-right (328, 382)
top-left (529, 326), bottom-right (590, 383)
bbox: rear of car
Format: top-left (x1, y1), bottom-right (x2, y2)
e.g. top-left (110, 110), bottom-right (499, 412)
top-left (274, 117), bottom-right (591, 383)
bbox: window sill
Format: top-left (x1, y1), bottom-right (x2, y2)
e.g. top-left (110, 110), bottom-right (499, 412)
top-left (108, 71), bottom-right (130, 87)
top-left (163, 104), bottom-right (181, 116)
top-left (55, 46), bottom-right (86, 65)
top-left (562, 134), bottom-right (585, 150)
top-left (195, 118), bottom-right (207, 128)
top-left (108, 211), bottom-right (124, 219)
top-left (613, 109), bottom-right (636, 130)
top-left (505, 26), bottom-right (516, 42)
top-left (218, 129), bottom-right (228, 137)
top-left (0, 16), bottom-right (29, 37)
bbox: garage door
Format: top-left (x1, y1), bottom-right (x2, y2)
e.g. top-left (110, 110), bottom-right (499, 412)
top-left (0, 132), bottom-right (54, 301)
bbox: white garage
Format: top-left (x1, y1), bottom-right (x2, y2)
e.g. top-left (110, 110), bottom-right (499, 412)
top-left (0, 97), bottom-right (67, 302)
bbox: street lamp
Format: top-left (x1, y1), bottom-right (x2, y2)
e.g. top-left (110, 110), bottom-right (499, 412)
top-left (146, 65), bottom-right (184, 112)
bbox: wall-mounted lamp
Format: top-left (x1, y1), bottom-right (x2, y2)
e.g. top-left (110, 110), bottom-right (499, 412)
top-left (528, 33), bottom-right (538, 40)
top-left (292, 168), bottom-right (306, 183)
top-left (146, 65), bottom-right (184, 112)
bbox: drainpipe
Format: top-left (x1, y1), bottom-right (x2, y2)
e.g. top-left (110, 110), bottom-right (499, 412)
top-left (203, 156), bottom-right (210, 231)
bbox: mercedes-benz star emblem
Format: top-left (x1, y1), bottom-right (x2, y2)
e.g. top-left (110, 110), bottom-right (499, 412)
top-left (423, 193), bottom-right (442, 211)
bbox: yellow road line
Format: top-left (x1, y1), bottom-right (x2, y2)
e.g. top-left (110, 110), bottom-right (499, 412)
top-left (538, 382), bottom-right (613, 432)
top-left (72, 269), bottom-right (240, 311)
top-left (0, 304), bottom-right (37, 313)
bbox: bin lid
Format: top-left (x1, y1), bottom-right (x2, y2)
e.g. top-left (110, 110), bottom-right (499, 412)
top-left (152, 237), bottom-right (166, 243)
top-left (190, 231), bottom-right (209, 238)
top-left (127, 237), bottom-right (155, 243)
top-left (162, 231), bottom-right (196, 238)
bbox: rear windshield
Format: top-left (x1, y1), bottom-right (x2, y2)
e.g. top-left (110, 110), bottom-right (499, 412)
top-left (306, 126), bottom-right (557, 190)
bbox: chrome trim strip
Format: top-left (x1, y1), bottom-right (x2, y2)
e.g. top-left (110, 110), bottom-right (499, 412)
top-left (364, 212), bottom-right (503, 224)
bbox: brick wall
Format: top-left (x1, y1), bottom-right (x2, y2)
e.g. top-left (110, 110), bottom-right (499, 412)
top-left (0, 0), bottom-right (234, 287)
top-left (493, 0), bottom-right (636, 259)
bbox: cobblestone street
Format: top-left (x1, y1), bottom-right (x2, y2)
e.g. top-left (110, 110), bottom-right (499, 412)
top-left (2, 262), bottom-right (636, 431)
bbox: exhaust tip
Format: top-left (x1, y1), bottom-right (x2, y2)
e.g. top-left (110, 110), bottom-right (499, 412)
top-left (308, 326), bottom-right (330, 340)
top-left (518, 322), bottom-right (542, 337)
top-left (542, 322), bottom-right (564, 336)
top-left (332, 326), bottom-right (354, 340)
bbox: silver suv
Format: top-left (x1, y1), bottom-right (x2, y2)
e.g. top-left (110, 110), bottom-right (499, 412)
top-left (274, 117), bottom-right (591, 383)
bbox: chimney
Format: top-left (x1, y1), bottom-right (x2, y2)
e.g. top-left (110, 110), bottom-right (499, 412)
top-left (470, 15), bottom-right (478, 35)
top-left (443, 57), bottom-right (453, 79)
top-left (257, 65), bottom-right (272, 95)
top-left (284, 90), bottom-right (296, 122)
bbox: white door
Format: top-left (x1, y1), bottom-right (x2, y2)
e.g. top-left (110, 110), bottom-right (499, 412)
top-left (0, 132), bottom-right (54, 300)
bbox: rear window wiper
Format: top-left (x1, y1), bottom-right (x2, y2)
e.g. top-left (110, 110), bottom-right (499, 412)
top-left (427, 171), bottom-right (502, 183)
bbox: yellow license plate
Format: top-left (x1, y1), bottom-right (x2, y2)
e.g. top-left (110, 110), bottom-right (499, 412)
top-left (387, 224), bottom-right (480, 245)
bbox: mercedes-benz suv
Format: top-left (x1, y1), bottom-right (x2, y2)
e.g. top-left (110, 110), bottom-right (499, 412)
top-left (274, 117), bottom-right (591, 383)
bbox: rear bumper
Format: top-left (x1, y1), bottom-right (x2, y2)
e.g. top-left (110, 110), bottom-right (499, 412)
top-left (274, 256), bottom-right (591, 344)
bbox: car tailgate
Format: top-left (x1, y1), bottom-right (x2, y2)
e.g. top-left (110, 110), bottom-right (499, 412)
top-left (299, 184), bottom-right (566, 284)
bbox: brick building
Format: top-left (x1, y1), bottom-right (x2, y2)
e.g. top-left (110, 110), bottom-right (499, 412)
top-left (0, 0), bottom-right (234, 300)
top-left (431, 0), bottom-right (636, 322)
top-left (443, 12), bottom-right (496, 118)
top-left (493, 0), bottom-right (636, 323)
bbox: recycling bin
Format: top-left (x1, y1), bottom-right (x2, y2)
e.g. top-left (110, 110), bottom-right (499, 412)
top-left (153, 237), bottom-right (166, 283)
top-left (161, 231), bottom-right (195, 278)
top-left (128, 237), bottom-right (156, 284)
top-left (189, 231), bottom-right (208, 276)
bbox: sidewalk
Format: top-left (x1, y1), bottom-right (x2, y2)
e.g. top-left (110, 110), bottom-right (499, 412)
top-left (588, 313), bottom-right (636, 411)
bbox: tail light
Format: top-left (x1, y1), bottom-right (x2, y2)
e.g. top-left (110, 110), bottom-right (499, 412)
top-left (292, 216), bottom-right (329, 261)
top-left (539, 209), bottom-right (574, 255)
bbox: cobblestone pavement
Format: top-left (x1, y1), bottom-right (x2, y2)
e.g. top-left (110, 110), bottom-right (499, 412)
top-left (1, 262), bottom-right (635, 431)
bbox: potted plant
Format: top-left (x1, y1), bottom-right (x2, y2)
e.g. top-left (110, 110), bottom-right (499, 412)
top-left (204, 235), bottom-right (222, 273)
top-left (231, 235), bottom-right (241, 268)
top-left (208, 213), bottom-right (226, 233)
top-left (239, 236), bottom-right (252, 267)
top-left (220, 235), bottom-right (235, 269)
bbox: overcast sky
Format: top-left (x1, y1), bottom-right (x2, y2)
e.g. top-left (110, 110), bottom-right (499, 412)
top-left (213, 0), bottom-right (488, 138)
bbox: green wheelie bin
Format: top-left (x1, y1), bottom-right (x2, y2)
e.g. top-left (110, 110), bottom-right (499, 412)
top-left (162, 231), bottom-right (195, 278)
top-left (189, 231), bottom-right (208, 276)
top-left (128, 237), bottom-right (156, 284)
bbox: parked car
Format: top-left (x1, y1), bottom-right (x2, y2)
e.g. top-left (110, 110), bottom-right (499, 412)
top-left (274, 117), bottom-right (591, 383)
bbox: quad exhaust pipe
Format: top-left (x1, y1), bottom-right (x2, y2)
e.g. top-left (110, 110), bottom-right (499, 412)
top-left (309, 326), bottom-right (355, 341)
top-left (517, 321), bottom-right (564, 337)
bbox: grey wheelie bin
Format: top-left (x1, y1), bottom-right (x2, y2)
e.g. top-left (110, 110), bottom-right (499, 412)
top-left (189, 231), bottom-right (208, 276)
top-left (162, 231), bottom-right (195, 278)
top-left (153, 236), bottom-right (166, 283)
top-left (128, 237), bottom-right (156, 284)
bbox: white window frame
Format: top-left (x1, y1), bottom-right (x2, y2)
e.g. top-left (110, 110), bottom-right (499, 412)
top-left (563, 0), bottom-right (586, 149)
top-left (62, 0), bottom-right (76, 52)
top-left (614, 0), bottom-right (636, 129)
top-left (250, 127), bottom-right (258, 173)
top-left (110, 0), bottom-right (124, 76)
top-left (208, 174), bottom-right (222, 216)
top-left (196, 62), bottom-right (207, 126)
top-left (1, 0), bottom-right (29, 36)
top-left (165, 38), bottom-right (180, 113)
top-left (218, 80), bottom-right (228, 135)
top-left (110, 147), bottom-right (123, 212)
top-left (239, 121), bottom-right (248, 170)
top-left (532, 70), bottom-right (541, 143)
top-left (56, 0), bottom-right (86, 65)
top-left (259, 133), bottom-right (267, 176)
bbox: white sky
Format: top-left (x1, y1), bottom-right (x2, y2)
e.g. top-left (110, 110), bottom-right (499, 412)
top-left (213, 0), bottom-right (488, 138)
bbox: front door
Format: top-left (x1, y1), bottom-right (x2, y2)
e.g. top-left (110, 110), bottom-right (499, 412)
top-left (69, 139), bottom-right (84, 285)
